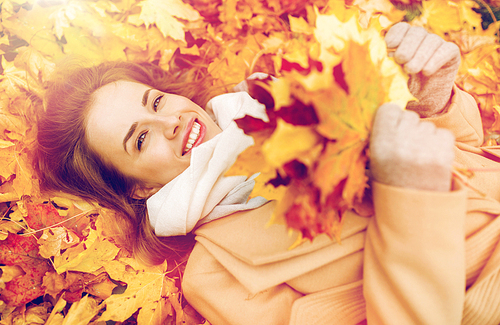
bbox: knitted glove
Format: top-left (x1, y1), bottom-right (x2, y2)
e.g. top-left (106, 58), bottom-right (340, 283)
top-left (370, 104), bottom-right (455, 192)
top-left (385, 22), bottom-right (461, 117)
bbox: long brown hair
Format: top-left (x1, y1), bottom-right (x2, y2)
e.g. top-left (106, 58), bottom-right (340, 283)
top-left (35, 60), bottom-right (219, 264)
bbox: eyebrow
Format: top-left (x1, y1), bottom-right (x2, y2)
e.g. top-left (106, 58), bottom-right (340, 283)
top-left (123, 122), bottom-right (138, 153)
top-left (123, 89), bottom-right (152, 153)
top-left (142, 88), bottom-right (152, 106)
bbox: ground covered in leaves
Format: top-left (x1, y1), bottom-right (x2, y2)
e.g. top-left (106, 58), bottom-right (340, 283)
top-left (0, 0), bottom-right (499, 324)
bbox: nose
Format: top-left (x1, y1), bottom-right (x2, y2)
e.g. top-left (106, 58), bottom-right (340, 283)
top-left (158, 114), bottom-right (180, 139)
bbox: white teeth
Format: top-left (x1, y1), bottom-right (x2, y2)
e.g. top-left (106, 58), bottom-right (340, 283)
top-left (184, 122), bottom-right (201, 154)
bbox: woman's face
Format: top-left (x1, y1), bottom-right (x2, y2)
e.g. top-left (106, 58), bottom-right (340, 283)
top-left (86, 80), bottom-right (222, 198)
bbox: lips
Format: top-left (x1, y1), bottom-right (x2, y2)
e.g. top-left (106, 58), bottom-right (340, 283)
top-left (182, 120), bottom-right (203, 155)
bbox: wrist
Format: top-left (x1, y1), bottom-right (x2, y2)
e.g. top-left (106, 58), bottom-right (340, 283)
top-left (371, 164), bottom-right (452, 192)
top-left (406, 86), bottom-right (454, 118)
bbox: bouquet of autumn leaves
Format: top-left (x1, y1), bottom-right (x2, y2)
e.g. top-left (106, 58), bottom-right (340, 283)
top-left (227, 5), bottom-right (413, 242)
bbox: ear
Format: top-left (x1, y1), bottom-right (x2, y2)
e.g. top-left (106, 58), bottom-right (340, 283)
top-left (132, 184), bottom-right (161, 200)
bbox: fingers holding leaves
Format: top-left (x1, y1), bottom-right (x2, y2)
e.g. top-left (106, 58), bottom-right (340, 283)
top-left (422, 41), bottom-right (461, 76)
top-left (385, 22), bottom-right (461, 76)
top-left (384, 22), bottom-right (410, 48)
top-left (392, 26), bottom-right (429, 65)
top-left (404, 33), bottom-right (443, 74)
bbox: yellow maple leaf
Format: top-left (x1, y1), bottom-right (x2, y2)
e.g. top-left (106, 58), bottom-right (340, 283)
top-left (354, 0), bottom-right (406, 28)
top-left (455, 22), bottom-right (500, 135)
top-left (289, 15), bottom-right (314, 35)
top-left (45, 296), bottom-right (67, 324)
top-left (449, 28), bottom-right (499, 54)
top-left (252, 181), bottom-right (288, 203)
top-left (2, 5), bottom-right (63, 60)
top-left (37, 227), bottom-right (80, 259)
top-left (282, 39), bottom-right (314, 71)
top-left (60, 295), bottom-right (102, 325)
top-left (0, 220), bottom-right (23, 240)
top-left (0, 265), bottom-right (24, 285)
top-left (208, 35), bottom-right (264, 86)
top-left (457, 0), bottom-right (483, 30)
top-left (314, 9), bottom-right (362, 53)
top-left (0, 150), bottom-right (16, 184)
top-left (139, 0), bottom-right (200, 41)
top-left (0, 139), bottom-right (14, 150)
top-left (42, 272), bottom-right (67, 299)
top-left (88, 0), bottom-right (121, 17)
top-left (270, 77), bottom-right (293, 111)
top-left (226, 129), bottom-right (278, 185)
top-left (11, 151), bottom-right (38, 199)
top-left (419, 0), bottom-right (462, 34)
top-left (112, 21), bottom-right (149, 51)
top-left (1, 302), bottom-right (51, 325)
top-left (146, 26), bottom-right (185, 63)
top-left (313, 90), bottom-right (362, 142)
top-left (99, 259), bottom-right (174, 324)
top-left (0, 113), bottom-right (29, 140)
top-left (14, 47), bottom-right (55, 85)
top-left (313, 139), bottom-right (368, 205)
top-left (54, 228), bottom-right (120, 274)
top-left (1, 60), bottom-right (30, 97)
top-left (416, 0), bottom-right (482, 36)
top-left (61, 26), bottom-right (106, 63)
top-left (262, 120), bottom-right (322, 169)
top-left (343, 148), bottom-right (369, 205)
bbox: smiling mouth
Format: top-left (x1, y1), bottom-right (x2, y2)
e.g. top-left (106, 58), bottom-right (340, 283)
top-left (183, 121), bottom-right (201, 155)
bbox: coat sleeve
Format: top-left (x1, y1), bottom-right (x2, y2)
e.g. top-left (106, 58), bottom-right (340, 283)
top-left (363, 180), bottom-right (468, 324)
top-left (182, 242), bottom-right (303, 325)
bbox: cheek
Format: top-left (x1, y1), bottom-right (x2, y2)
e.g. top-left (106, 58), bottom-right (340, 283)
top-left (148, 151), bottom-right (187, 176)
top-left (208, 122), bottom-right (222, 139)
top-left (200, 113), bottom-right (221, 138)
top-left (153, 161), bottom-right (190, 186)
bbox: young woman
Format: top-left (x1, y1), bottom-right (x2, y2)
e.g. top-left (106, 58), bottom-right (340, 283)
top-left (35, 23), bottom-right (500, 324)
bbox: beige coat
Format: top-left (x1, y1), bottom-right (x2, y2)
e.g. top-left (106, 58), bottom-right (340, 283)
top-left (182, 87), bottom-right (500, 325)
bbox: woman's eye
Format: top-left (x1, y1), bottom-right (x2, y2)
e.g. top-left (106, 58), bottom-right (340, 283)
top-left (153, 95), bottom-right (163, 112)
top-left (137, 132), bottom-right (147, 151)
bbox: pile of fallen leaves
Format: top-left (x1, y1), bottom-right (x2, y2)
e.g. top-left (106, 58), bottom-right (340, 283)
top-left (0, 0), bottom-right (499, 324)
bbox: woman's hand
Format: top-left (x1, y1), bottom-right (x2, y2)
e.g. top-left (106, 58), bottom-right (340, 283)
top-left (369, 104), bottom-right (455, 192)
top-left (385, 22), bottom-right (461, 117)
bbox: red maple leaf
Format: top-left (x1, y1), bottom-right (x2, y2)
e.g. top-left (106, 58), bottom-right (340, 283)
top-left (0, 233), bottom-right (52, 306)
top-left (333, 63), bottom-right (349, 94)
top-left (285, 179), bottom-right (347, 240)
top-left (234, 78), bottom-right (278, 134)
top-left (281, 58), bottom-right (323, 75)
top-left (24, 202), bottom-right (67, 233)
top-left (276, 98), bottom-right (319, 126)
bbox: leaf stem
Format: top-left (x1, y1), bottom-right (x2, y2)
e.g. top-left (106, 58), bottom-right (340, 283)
top-left (21, 209), bottom-right (97, 236)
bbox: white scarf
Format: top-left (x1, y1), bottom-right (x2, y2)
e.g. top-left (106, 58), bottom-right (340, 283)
top-left (147, 92), bottom-right (269, 237)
